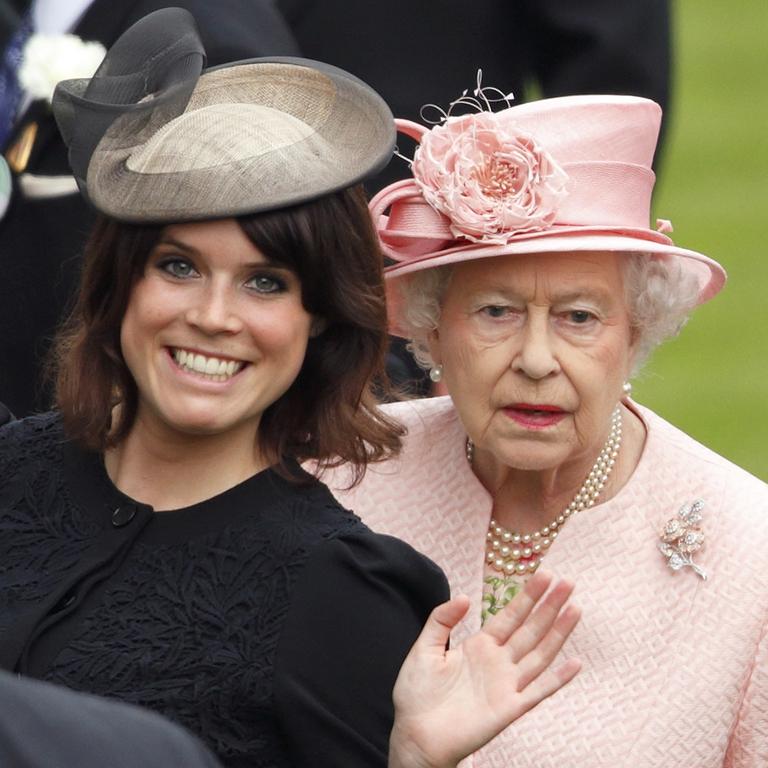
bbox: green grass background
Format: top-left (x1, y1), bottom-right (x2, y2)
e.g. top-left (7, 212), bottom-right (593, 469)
top-left (633, 0), bottom-right (768, 480)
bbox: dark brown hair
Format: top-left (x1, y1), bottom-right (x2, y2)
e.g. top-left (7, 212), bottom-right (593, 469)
top-left (53, 185), bottom-right (403, 484)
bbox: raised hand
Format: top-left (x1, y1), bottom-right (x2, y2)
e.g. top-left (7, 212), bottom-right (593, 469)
top-left (389, 570), bottom-right (581, 768)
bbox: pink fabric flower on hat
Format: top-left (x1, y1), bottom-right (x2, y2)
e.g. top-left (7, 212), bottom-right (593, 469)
top-left (412, 112), bottom-right (569, 243)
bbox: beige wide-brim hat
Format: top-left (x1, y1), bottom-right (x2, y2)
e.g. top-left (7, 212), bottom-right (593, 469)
top-left (52, 8), bottom-right (395, 223)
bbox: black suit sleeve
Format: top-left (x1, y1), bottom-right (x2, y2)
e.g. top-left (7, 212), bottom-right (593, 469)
top-left (0, 671), bottom-right (222, 768)
top-left (520, 0), bottom-right (670, 114)
top-left (273, 531), bottom-right (450, 767)
top-left (120, 0), bottom-right (301, 63)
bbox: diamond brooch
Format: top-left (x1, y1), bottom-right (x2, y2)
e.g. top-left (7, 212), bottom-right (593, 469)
top-left (658, 499), bottom-right (707, 580)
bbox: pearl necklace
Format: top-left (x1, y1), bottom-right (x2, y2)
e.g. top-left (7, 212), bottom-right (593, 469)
top-left (470, 407), bottom-right (622, 577)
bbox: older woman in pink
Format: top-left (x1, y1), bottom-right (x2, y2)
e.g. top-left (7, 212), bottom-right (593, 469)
top-left (329, 94), bottom-right (768, 766)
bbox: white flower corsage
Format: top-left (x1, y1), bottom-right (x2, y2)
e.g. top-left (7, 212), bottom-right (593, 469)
top-left (18, 34), bottom-right (106, 104)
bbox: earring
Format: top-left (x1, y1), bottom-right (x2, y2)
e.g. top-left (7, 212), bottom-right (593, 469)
top-left (429, 365), bottom-right (443, 383)
top-left (622, 381), bottom-right (633, 397)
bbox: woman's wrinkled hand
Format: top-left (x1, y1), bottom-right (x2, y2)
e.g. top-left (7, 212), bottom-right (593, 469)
top-left (389, 570), bottom-right (581, 768)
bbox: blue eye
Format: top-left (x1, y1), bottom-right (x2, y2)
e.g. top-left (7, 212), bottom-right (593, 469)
top-left (568, 310), bottom-right (595, 324)
top-left (482, 305), bottom-right (510, 319)
top-left (247, 274), bottom-right (286, 294)
top-left (159, 258), bottom-right (198, 279)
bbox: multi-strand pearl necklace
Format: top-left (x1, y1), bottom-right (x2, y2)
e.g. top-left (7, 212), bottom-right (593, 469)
top-left (471, 406), bottom-right (623, 577)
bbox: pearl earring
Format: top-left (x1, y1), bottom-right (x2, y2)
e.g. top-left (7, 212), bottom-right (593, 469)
top-left (429, 365), bottom-right (443, 383)
top-left (622, 381), bottom-right (633, 397)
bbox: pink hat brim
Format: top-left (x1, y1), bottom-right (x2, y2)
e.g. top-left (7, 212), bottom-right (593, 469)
top-left (385, 228), bottom-right (726, 338)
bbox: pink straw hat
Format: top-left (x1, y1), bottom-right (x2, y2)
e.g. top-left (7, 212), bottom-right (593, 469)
top-left (371, 94), bottom-right (726, 337)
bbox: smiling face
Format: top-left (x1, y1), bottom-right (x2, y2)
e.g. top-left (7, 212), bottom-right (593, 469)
top-left (119, 218), bottom-right (315, 441)
top-left (428, 251), bottom-right (636, 475)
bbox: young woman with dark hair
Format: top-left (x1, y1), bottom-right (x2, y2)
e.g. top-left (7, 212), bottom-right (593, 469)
top-left (0, 9), bottom-right (580, 768)
top-left (54, 186), bottom-right (402, 480)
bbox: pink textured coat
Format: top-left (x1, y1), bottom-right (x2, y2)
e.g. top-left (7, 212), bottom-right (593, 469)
top-left (327, 396), bottom-right (768, 767)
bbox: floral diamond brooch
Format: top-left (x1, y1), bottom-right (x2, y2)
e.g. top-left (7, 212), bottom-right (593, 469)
top-left (658, 499), bottom-right (707, 580)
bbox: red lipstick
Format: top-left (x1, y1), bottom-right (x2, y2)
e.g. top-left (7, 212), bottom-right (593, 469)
top-left (503, 403), bottom-right (567, 430)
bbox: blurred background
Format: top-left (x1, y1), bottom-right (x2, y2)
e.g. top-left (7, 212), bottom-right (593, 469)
top-left (636, 0), bottom-right (768, 480)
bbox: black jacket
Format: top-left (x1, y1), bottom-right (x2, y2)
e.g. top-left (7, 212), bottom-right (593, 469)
top-left (0, 413), bottom-right (448, 767)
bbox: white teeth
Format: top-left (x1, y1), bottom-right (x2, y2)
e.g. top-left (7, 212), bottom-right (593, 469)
top-left (204, 357), bottom-right (219, 375)
top-left (172, 348), bottom-right (244, 382)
